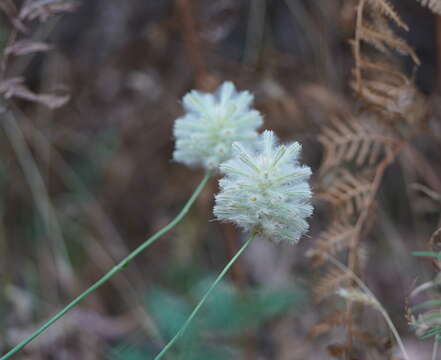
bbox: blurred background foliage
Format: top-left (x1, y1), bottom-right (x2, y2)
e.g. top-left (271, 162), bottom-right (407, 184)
top-left (110, 266), bottom-right (305, 359)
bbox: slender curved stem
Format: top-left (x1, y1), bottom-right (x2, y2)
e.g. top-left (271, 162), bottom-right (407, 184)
top-left (0, 173), bottom-right (211, 360)
top-left (326, 254), bottom-right (411, 360)
top-left (432, 337), bottom-right (439, 360)
top-left (153, 232), bottom-right (256, 360)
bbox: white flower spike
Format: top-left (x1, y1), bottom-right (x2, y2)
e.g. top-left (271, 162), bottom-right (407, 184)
top-left (214, 130), bottom-right (313, 244)
top-left (173, 82), bottom-right (263, 171)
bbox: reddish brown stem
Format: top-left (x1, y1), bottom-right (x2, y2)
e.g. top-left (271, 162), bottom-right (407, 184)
top-left (437, 15), bottom-right (441, 93)
top-left (175, 0), bottom-right (210, 90)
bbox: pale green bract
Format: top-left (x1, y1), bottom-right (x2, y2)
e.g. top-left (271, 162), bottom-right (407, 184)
top-left (214, 130), bottom-right (313, 244)
top-left (173, 82), bottom-right (263, 170)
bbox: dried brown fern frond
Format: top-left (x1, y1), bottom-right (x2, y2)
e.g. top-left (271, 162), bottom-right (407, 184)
top-left (416, 0), bottom-right (441, 14)
top-left (358, 20), bottom-right (418, 63)
top-left (319, 115), bottom-right (398, 172)
top-left (318, 170), bottom-right (373, 217)
top-left (353, 0), bottom-right (413, 90)
top-left (307, 221), bottom-right (357, 266)
top-left (356, 80), bottom-right (416, 117)
top-left (314, 268), bottom-right (352, 302)
top-left (356, 55), bottom-right (408, 82)
top-left (367, 0), bottom-right (409, 31)
top-left (307, 311), bottom-right (348, 339)
top-left (353, 0), bottom-right (420, 74)
top-left (352, 0), bottom-right (428, 127)
top-left (311, 1), bottom-right (422, 354)
top-left (366, 0), bottom-right (408, 30)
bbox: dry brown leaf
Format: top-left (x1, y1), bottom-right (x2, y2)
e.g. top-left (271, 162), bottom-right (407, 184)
top-left (19, 0), bottom-right (78, 22)
top-left (0, 0), bottom-right (28, 32)
top-left (5, 39), bottom-right (52, 56)
top-left (0, 77), bottom-right (69, 109)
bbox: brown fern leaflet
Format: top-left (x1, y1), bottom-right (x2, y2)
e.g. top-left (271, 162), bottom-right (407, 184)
top-left (314, 268), bottom-right (352, 302)
top-left (319, 115), bottom-right (398, 172)
top-left (308, 221), bottom-right (357, 266)
top-left (319, 170), bottom-right (373, 218)
top-left (352, 0), bottom-right (425, 125)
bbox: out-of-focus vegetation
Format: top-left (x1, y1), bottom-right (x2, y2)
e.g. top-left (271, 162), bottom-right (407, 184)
top-left (1, 0), bottom-right (441, 359)
top-left (110, 264), bottom-right (305, 359)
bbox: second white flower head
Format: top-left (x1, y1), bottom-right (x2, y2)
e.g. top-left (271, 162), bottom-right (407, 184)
top-left (214, 131), bottom-right (313, 244)
top-left (173, 82), bottom-right (263, 171)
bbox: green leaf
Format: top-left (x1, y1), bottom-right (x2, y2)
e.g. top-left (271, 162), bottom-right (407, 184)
top-left (189, 277), bottom-right (240, 333)
top-left (178, 343), bottom-right (238, 360)
top-left (163, 263), bottom-right (207, 294)
top-left (145, 287), bottom-right (196, 342)
top-left (108, 344), bottom-right (148, 360)
top-left (420, 326), bottom-right (441, 340)
top-left (233, 287), bottom-right (306, 332)
top-left (189, 277), bottom-right (306, 334)
top-left (412, 299), bottom-right (441, 311)
top-left (412, 251), bottom-right (441, 259)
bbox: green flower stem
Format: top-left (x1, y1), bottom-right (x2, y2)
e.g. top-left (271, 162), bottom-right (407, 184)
top-left (153, 232), bottom-right (256, 360)
top-left (0, 172), bottom-right (211, 360)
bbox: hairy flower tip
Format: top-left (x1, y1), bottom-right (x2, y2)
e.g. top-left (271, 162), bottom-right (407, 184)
top-left (214, 130), bottom-right (313, 244)
top-left (173, 81), bottom-right (263, 170)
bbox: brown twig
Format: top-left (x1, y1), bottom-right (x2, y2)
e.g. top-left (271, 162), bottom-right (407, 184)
top-left (437, 14), bottom-right (441, 93)
top-left (345, 143), bottom-right (403, 352)
top-left (353, 0), bottom-right (366, 95)
top-left (175, 0), bottom-right (211, 90)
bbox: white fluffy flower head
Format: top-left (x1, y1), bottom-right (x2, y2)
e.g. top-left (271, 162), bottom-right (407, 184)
top-left (173, 82), bottom-right (263, 170)
top-left (214, 130), bottom-right (313, 244)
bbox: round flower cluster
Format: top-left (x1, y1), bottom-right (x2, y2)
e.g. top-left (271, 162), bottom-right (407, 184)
top-left (214, 130), bottom-right (313, 244)
top-left (173, 82), bottom-right (263, 171)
